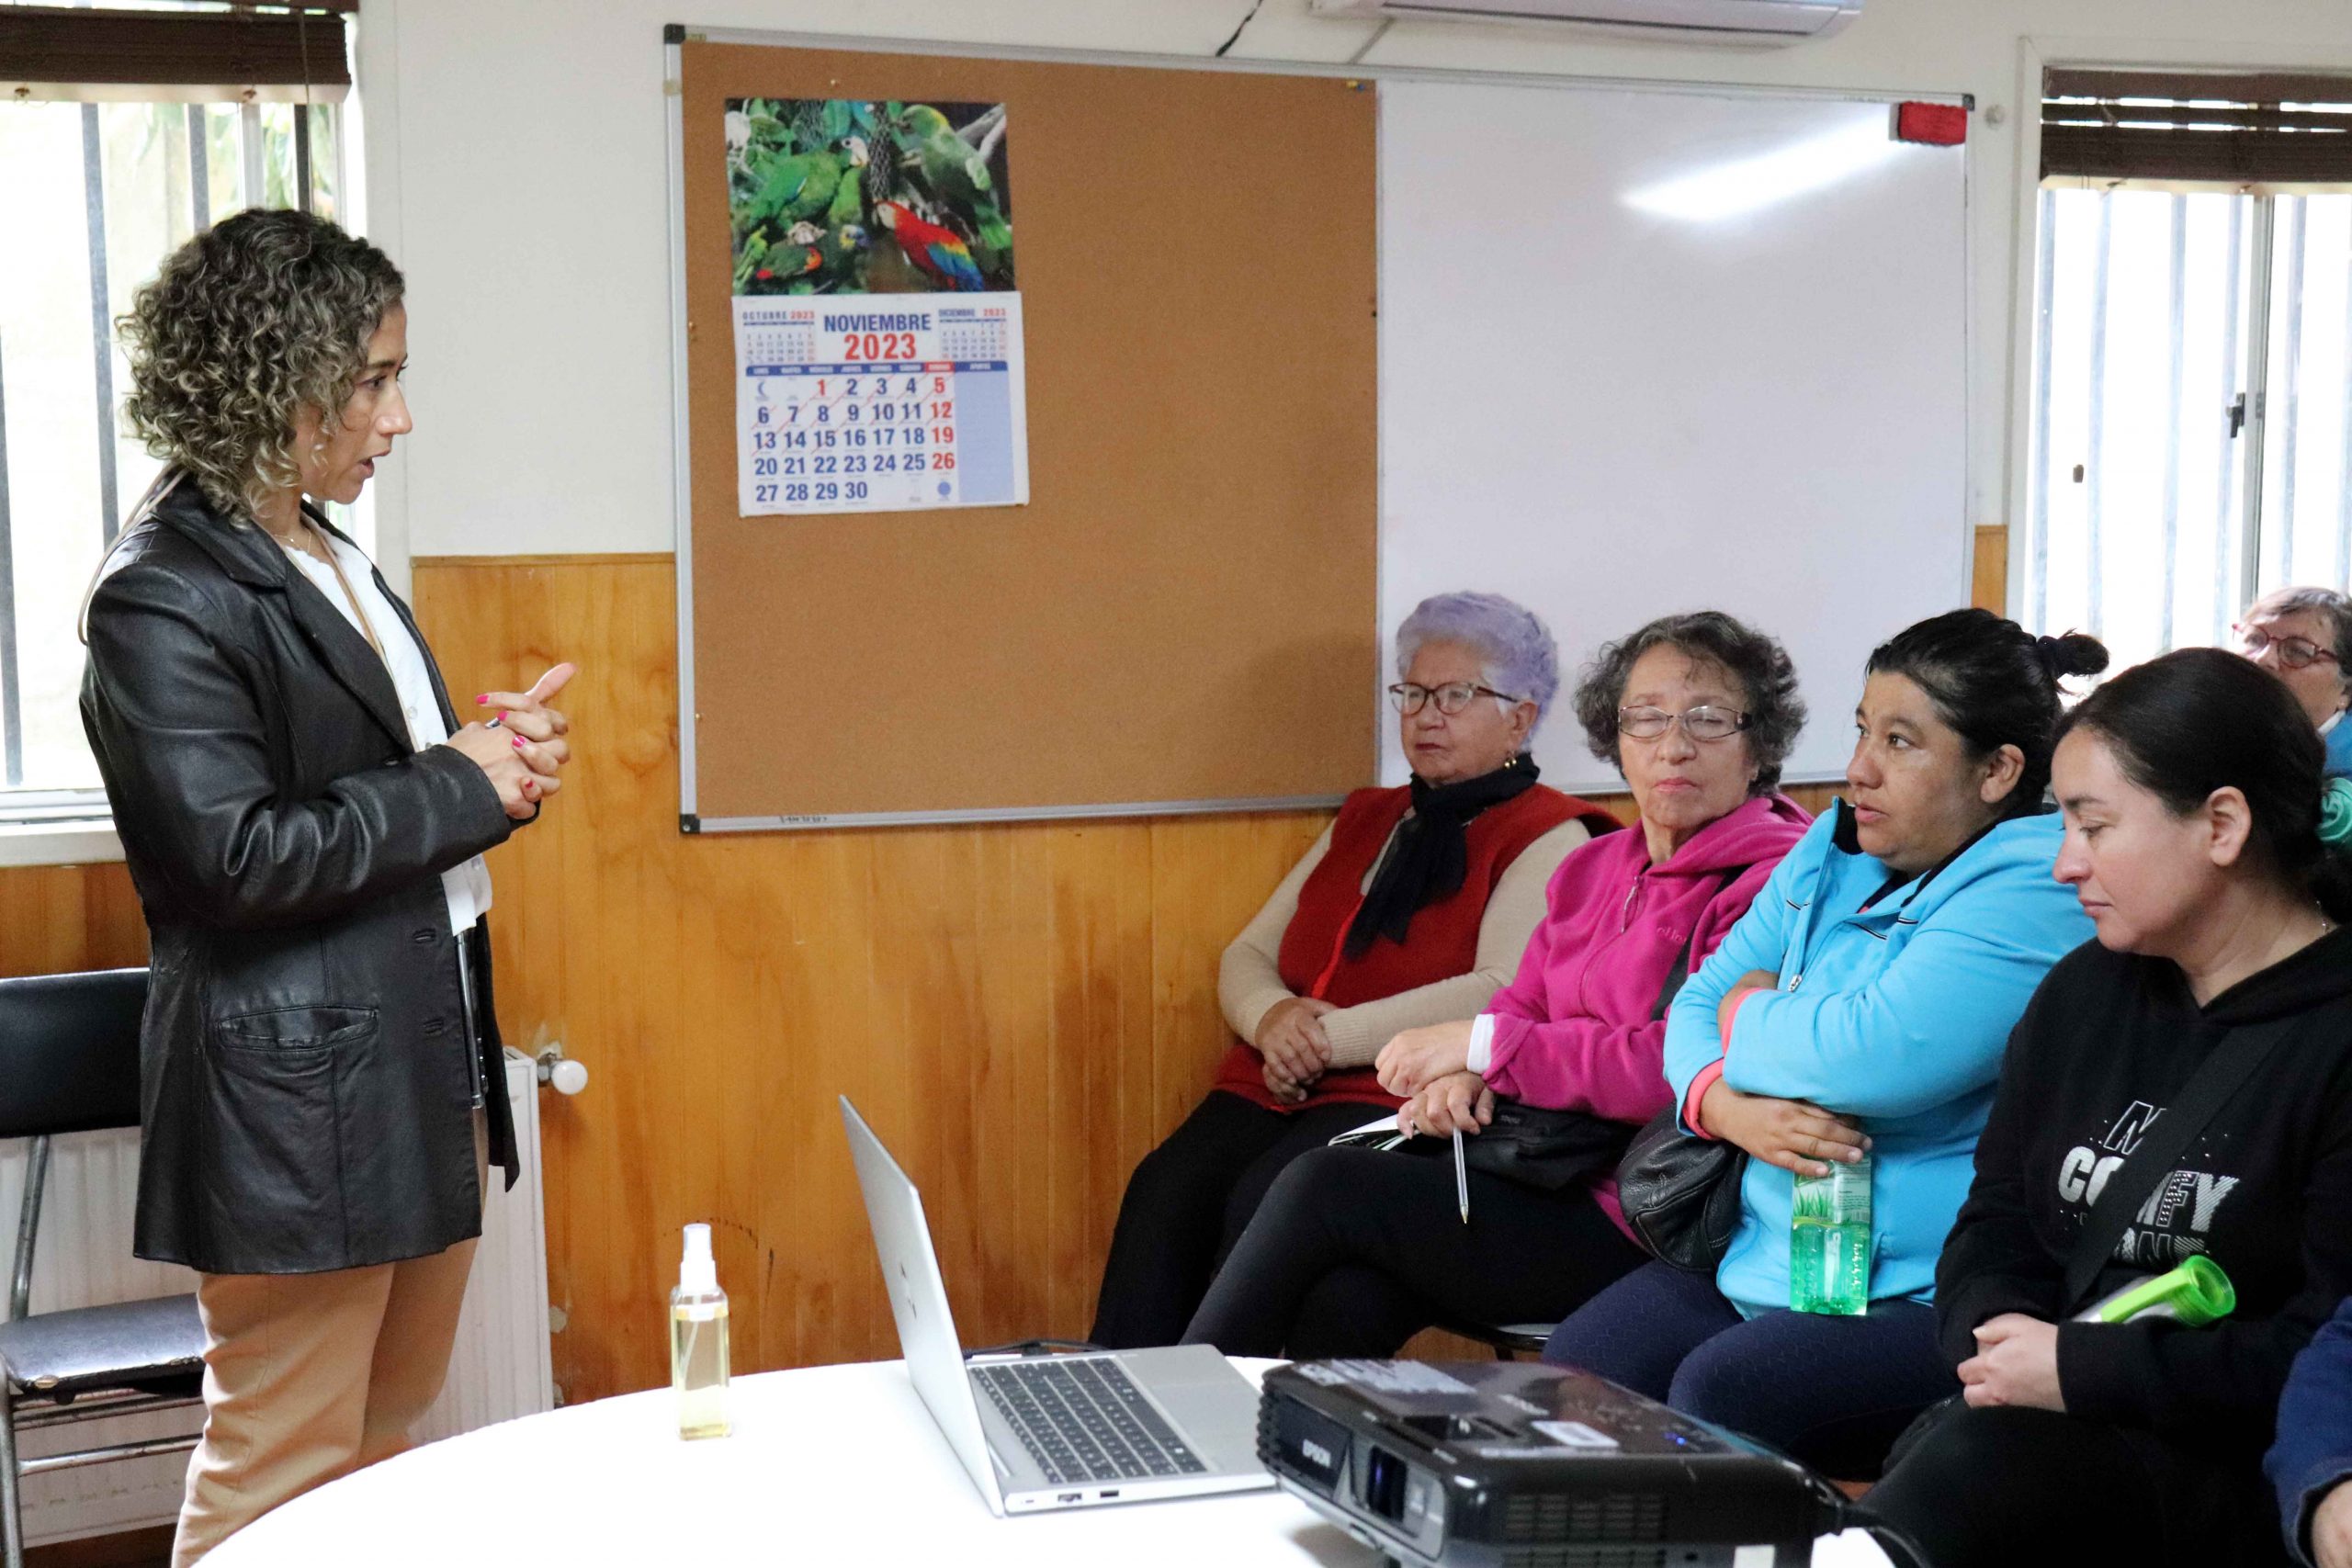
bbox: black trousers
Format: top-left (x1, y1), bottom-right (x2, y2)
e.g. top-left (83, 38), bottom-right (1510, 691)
top-left (1865, 1404), bottom-right (2290, 1568)
top-left (1179, 1142), bottom-right (1648, 1359)
top-left (1089, 1090), bottom-right (1376, 1349)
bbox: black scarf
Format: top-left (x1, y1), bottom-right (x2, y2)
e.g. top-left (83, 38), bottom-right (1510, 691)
top-left (1343, 757), bottom-right (1541, 959)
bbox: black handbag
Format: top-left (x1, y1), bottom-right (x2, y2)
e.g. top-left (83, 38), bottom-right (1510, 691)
top-left (1458, 1100), bottom-right (1637, 1191)
top-left (1612, 900), bottom-right (1749, 1272)
top-left (1376, 870), bottom-right (1747, 1200)
top-left (1615, 1106), bottom-right (1746, 1271)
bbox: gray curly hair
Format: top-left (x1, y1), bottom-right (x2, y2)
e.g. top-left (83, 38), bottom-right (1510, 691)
top-left (118, 209), bottom-right (403, 524)
top-left (1572, 610), bottom-right (1805, 795)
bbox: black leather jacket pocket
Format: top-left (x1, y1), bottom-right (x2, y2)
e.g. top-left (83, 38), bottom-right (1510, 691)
top-left (213, 1004), bottom-right (378, 1051)
top-left (198, 1010), bottom-right (374, 1266)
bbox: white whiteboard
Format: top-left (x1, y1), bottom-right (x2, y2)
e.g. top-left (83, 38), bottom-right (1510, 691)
top-left (1378, 80), bottom-right (1969, 795)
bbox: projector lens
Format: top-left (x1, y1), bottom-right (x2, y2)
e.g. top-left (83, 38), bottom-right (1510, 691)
top-left (1363, 1446), bottom-right (1408, 1522)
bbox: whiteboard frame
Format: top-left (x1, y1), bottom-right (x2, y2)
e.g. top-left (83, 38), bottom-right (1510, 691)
top-left (663, 21), bottom-right (1970, 829)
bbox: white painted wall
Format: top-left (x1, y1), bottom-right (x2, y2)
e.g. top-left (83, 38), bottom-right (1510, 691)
top-left (358, 0), bottom-right (2352, 563)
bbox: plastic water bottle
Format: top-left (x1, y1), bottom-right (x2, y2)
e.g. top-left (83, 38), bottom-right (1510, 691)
top-left (1790, 1155), bottom-right (1871, 1316)
top-left (671, 1223), bottom-right (732, 1438)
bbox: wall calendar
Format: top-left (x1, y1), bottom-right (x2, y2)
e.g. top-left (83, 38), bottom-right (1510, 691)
top-left (725, 94), bottom-right (1028, 516)
top-left (732, 296), bottom-right (1028, 514)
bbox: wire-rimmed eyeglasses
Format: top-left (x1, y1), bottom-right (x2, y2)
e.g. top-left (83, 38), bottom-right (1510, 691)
top-left (1616, 705), bottom-right (1751, 742)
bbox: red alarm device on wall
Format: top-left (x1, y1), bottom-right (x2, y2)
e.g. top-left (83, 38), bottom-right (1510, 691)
top-left (1895, 101), bottom-right (1969, 146)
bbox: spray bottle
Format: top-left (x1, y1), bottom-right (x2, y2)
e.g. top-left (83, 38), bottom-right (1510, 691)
top-left (672, 1222), bottom-right (731, 1438)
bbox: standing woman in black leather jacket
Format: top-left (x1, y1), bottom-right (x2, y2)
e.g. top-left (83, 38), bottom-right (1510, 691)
top-left (78, 209), bottom-right (574, 1565)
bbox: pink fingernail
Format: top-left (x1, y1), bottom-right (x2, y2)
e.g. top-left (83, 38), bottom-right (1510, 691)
top-left (497, 711), bottom-right (510, 725)
top-left (475, 694), bottom-right (488, 705)
top-left (513, 736), bottom-right (526, 749)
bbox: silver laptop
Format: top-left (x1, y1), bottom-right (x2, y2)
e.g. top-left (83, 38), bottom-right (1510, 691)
top-left (841, 1096), bottom-right (1272, 1515)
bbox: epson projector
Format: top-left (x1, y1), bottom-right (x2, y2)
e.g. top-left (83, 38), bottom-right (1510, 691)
top-left (1259, 1359), bottom-right (1836, 1567)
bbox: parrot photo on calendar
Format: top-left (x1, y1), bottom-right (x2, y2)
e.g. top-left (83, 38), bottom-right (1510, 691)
top-left (805, 222), bottom-right (871, 290)
top-left (893, 102), bottom-right (1013, 280)
top-left (893, 102), bottom-right (1001, 213)
top-left (744, 148), bottom-right (843, 231)
top-left (728, 96), bottom-right (1012, 295)
top-left (876, 201), bottom-right (985, 291)
top-left (750, 243), bottom-right (823, 288)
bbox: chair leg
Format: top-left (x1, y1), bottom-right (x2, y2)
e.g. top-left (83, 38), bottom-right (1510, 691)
top-left (1, 1391), bottom-right (26, 1568)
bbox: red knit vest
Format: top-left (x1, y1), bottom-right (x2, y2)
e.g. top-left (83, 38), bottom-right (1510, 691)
top-left (1210, 782), bottom-right (1619, 1111)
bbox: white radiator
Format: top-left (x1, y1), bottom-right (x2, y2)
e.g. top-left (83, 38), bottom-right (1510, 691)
top-left (6, 1050), bottom-right (554, 1547)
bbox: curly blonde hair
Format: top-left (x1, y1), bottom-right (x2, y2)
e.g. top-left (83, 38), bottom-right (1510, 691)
top-left (118, 209), bottom-right (403, 524)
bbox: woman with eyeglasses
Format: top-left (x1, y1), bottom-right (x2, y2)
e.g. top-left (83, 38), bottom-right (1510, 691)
top-left (1090, 592), bottom-right (1619, 1348)
top-left (1539, 609), bottom-right (2104, 1480)
top-left (1182, 612), bottom-right (1812, 1358)
top-left (2235, 587), bottom-right (2352, 779)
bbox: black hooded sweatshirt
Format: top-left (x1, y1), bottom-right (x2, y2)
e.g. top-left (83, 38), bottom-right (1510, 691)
top-left (1937, 926), bottom-right (2352, 1459)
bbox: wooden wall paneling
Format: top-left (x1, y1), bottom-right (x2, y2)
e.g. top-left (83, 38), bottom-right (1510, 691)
top-left (972, 823), bottom-right (1053, 1354)
top-left (1047, 825), bottom-right (1152, 1335)
top-left (783, 829), bottom-right (888, 1367)
top-left (1781, 783), bottom-right (1844, 819)
top-left (418, 555), bottom-right (685, 1398)
top-left (874, 825), bottom-right (978, 1357)
top-left (1973, 524), bottom-right (2009, 613)
top-left (1146, 814), bottom-right (1329, 1129)
top-left (0, 862), bottom-right (146, 977)
top-left (416, 554), bottom-right (1363, 1395)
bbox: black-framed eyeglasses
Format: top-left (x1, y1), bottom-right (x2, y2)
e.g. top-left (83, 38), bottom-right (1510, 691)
top-left (1616, 705), bottom-right (1751, 742)
top-left (2234, 624), bottom-right (2341, 671)
top-left (1388, 681), bottom-right (1521, 716)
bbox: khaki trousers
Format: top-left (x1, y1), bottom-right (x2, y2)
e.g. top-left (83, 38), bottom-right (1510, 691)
top-left (172, 1116), bottom-right (485, 1566)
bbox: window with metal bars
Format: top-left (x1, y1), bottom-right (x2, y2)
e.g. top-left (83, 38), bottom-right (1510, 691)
top-left (2027, 69), bottom-right (2352, 677)
top-left (0, 3), bottom-right (352, 824)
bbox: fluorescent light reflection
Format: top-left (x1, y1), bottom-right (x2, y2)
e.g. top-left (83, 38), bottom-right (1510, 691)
top-left (1624, 117), bottom-right (1907, 222)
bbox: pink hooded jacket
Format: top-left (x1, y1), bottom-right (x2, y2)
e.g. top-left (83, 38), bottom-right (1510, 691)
top-left (1482, 792), bottom-right (1814, 1233)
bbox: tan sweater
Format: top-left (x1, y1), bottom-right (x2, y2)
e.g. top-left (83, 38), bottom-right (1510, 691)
top-left (1216, 815), bottom-right (1594, 1068)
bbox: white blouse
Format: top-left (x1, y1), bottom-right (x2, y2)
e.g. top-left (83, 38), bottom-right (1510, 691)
top-left (282, 528), bottom-right (494, 942)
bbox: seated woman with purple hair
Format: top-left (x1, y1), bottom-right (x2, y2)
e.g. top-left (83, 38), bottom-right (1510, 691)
top-left (1089, 592), bottom-right (1620, 1348)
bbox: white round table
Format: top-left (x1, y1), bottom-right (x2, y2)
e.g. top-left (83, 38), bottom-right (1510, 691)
top-left (205, 1359), bottom-right (1894, 1565)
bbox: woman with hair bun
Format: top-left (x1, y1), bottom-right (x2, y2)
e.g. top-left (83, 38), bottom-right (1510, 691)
top-left (1542, 609), bottom-right (2105, 1479)
top-left (1870, 647), bottom-right (2352, 1568)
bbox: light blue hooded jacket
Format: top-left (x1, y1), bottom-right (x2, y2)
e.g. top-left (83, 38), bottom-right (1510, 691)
top-left (2324, 714), bottom-right (2352, 780)
top-left (1663, 802), bottom-right (2092, 1314)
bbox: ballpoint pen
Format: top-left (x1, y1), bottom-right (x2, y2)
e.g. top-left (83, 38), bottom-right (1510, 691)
top-left (1453, 1126), bottom-right (1470, 1224)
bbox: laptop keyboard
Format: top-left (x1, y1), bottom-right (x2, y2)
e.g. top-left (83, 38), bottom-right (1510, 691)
top-left (969, 1358), bottom-right (1210, 1485)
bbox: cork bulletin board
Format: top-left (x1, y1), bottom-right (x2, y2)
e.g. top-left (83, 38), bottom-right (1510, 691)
top-left (667, 31), bottom-right (1379, 829)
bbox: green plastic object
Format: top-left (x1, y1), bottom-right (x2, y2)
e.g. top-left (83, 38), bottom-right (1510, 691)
top-left (2092, 1255), bottom-right (2236, 1326)
top-left (1790, 1155), bottom-right (1872, 1316)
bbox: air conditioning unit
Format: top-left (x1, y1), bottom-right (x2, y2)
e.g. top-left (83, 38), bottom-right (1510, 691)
top-left (1308, 0), bottom-right (1861, 47)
